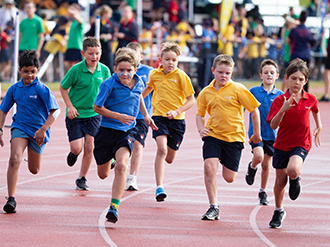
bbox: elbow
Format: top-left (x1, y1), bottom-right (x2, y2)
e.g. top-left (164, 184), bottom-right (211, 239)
top-left (93, 105), bottom-right (100, 114)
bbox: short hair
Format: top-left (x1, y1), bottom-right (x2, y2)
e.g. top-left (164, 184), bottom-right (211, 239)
top-left (286, 58), bottom-right (309, 79)
top-left (299, 10), bottom-right (308, 23)
top-left (160, 42), bottom-right (182, 58)
top-left (115, 47), bottom-right (139, 68)
top-left (99, 4), bottom-right (112, 16)
top-left (24, 1), bottom-right (35, 6)
top-left (212, 54), bottom-right (234, 69)
top-left (126, 42), bottom-right (142, 54)
top-left (83, 36), bottom-right (101, 51)
top-left (19, 49), bottom-right (39, 68)
top-left (70, 3), bottom-right (81, 11)
top-left (259, 59), bottom-right (279, 74)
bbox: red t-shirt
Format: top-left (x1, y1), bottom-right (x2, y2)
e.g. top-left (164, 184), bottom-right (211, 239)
top-left (0, 32), bottom-right (10, 50)
top-left (168, 0), bottom-right (179, 23)
top-left (267, 90), bottom-right (319, 152)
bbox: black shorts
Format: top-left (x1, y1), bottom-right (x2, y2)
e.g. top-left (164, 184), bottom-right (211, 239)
top-left (152, 116), bottom-right (186, 151)
top-left (93, 127), bottom-right (136, 165)
top-left (250, 139), bottom-right (275, 157)
top-left (65, 48), bottom-right (83, 62)
top-left (0, 48), bottom-right (10, 62)
top-left (325, 54), bottom-right (330, 70)
top-left (133, 119), bottom-right (149, 147)
top-left (273, 147), bottom-right (308, 169)
top-left (202, 136), bottom-right (244, 172)
top-left (65, 115), bottom-right (101, 142)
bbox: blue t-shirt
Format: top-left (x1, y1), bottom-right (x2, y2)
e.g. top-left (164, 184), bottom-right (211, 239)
top-left (233, 37), bottom-right (247, 58)
top-left (94, 73), bottom-right (144, 131)
top-left (289, 24), bottom-right (316, 61)
top-left (0, 77), bottom-right (60, 143)
top-left (136, 63), bottom-right (153, 119)
top-left (248, 84), bottom-right (283, 141)
top-left (202, 28), bottom-right (216, 50)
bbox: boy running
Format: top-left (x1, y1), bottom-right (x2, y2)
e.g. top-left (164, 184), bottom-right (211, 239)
top-left (196, 54), bottom-right (261, 220)
top-left (245, 59), bottom-right (283, 205)
top-left (267, 58), bottom-right (322, 228)
top-left (60, 37), bottom-right (110, 191)
top-left (0, 49), bottom-right (60, 213)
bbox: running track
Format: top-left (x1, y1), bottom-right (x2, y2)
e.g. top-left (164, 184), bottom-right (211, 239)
top-left (0, 94), bottom-right (329, 247)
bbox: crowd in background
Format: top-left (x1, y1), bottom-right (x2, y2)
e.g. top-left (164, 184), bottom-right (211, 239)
top-left (0, 0), bottom-right (329, 91)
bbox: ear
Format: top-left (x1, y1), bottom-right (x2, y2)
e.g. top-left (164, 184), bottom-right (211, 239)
top-left (81, 50), bottom-right (84, 57)
top-left (114, 66), bottom-right (117, 73)
top-left (276, 73), bottom-right (279, 79)
top-left (259, 73), bottom-right (262, 80)
top-left (304, 78), bottom-right (308, 85)
top-left (211, 67), bottom-right (214, 75)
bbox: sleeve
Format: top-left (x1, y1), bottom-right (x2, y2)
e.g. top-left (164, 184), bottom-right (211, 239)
top-left (38, 18), bottom-right (45, 34)
top-left (147, 70), bottom-right (155, 88)
top-left (266, 96), bottom-right (283, 123)
top-left (38, 84), bottom-right (60, 111)
top-left (311, 94), bottom-right (319, 113)
top-left (0, 86), bottom-right (15, 113)
top-left (237, 85), bottom-right (260, 112)
top-left (60, 67), bottom-right (76, 90)
top-left (180, 72), bottom-right (195, 97)
top-left (94, 79), bottom-right (112, 107)
top-left (196, 90), bottom-right (207, 117)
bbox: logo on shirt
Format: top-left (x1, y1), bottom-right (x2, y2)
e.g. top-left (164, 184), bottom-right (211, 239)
top-left (98, 77), bottom-right (103, 81)
top-left (29, 95), bottom-right (37, 99)
top-left (224, 96), bottom-right (232, 100)
top-left (140, 75), bottom-right (147, 78)
top-left (169, 79), bottom-right (177, 83)
top-left (305, 106), bottom-right (311, 109)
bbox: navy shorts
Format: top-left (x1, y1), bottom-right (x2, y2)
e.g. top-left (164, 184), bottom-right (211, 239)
top-left (250, 139), bottom-right (275, 157)
top-left (202, 136), bottom-right (244, 172)
top-left (133, 119), bottom-right (149, 147)
top-left (273, 147), bottom-right (308, 169)
top-left (65, 115), bottom-right (101, 142)
top-left (11, 128), bottom-right (46, 154)
top-left (93, 127), bottom-right (136, 165)
top-left (65, 48), bottom-right (83, 62)
top-left (152, 116), bottom-right (186, 151)
top-left (0, 48), bottom-right (10, 62)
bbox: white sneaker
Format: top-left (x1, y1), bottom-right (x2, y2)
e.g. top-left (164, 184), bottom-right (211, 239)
top-left (126, 175), bottom-right (138, 191)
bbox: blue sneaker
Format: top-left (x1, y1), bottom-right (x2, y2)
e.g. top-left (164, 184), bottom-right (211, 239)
top-left (155, 187), bottom-right (167, 202)
top-left (106, 205), bottom-right (118, 223)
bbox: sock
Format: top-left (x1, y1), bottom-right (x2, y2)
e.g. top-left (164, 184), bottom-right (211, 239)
top-left (111, 198), bottom-right (120, 210)
top-left (128, 174), bottom-right (136, 179)
top-left (259, 188), bottom-right (266, 193)
top-left (275, 207), bottom-right (284, 212)
top-left (157, 185), bottom-right (164, 190)
top-left (210, 204), bottom-right (219, 209)
top-left (250, 163), bottom-right (257, 170)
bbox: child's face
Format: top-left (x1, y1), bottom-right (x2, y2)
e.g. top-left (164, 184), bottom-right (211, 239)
top-left (114, 61), bottom-right (137, 86)
top-left (260, 65), bottom-right (278, 86)
top-left (212, 63), bottom-right (233, 87)
top-left (160, 51), bottom-right (179, 75)
top-left (19, 66), bottom-right (38, 85)
top-left (25, 3), bottom-right (36, 17)
top-left (286, 71), bottom-right (307, 94)
top-left (82, 46), bottom-right (102, 68)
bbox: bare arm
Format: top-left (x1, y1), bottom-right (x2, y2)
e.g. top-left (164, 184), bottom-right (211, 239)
top-left (196, 114), bottom-right (209, 138)
top-left (142, 85), bottom-right (154, 98)
top-left (139, 95), bottom-right (158, 130)
top-left (0, 110), bottom-right (8, 147)
top-left (36, 33), bottom-right (45, 58)
top-left (270, 94), bottom-right (295, 129)
top-left (312, 111), bottom-right (322, 147)
top-left (34, 109), bottom-right (57, 145)
top-left (249, 108), bottom-right (262, 144)
top-left (60, 84), bottom-right (79, 119)
top-left (94, 104), bottom-right (135, 125)
top-left (166, 95), bottom-right (195, 119)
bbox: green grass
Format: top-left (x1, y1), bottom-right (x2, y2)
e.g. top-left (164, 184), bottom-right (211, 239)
top-left (1, 82), bottom-right (60, 92)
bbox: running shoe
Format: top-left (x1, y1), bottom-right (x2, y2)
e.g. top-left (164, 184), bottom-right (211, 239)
top-left (201, 205), bottom-right (220, 221)
top-left (75, 177), bottom-right (89, 191)
top-left (289, 177), bottom-right (301, 200)
top-left (258, 191), bottom-right (269, 205)
top-left (126, 175), bottom-right (138, 191)
top-left (155, 187), bottom-right (167, 202)
top-left (106, 205), bottom-right (118, 223)
top-left (67, 152), bottom-right (78, 167)
top-left (269, 210), bottom-right (286, 228)
top-left (3, 197), bottom-right (16, 213)
top-left (245, 162), bottom-right (257, 185)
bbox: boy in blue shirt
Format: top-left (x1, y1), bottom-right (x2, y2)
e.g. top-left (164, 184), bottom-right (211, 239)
top-left (246, 59), bottom-right (283, 205)
top-left (93, 47), bottom-right (157, 223)
top-left (125, 42), bottom-right (154, 191)
top-left (0, 49), bottom-right (60, 213)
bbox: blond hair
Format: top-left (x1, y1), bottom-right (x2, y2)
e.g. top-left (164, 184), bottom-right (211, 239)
top-left (127, 42), bottom-right (143, 54)
top-left (115, 47), bottom-right (139, 68)
top-left (160, 42), bottom-right (182, 58)
top-left (212, 54), bottom-right (235, 69)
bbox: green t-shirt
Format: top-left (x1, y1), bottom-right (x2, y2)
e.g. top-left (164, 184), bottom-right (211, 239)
top-left (61, 60), bottom-right (111, 118)
top-left (284, 29), bottom-right (291, 63)
top-left (67, 19), bottom-right (85, 50)
top-left (19, 15), bottom-right (44, 51)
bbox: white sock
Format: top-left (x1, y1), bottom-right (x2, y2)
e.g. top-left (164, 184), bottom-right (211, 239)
top-left (275, 207), bottom-right (284, 212)
top-left (157, 185), bottom-right (164, 190)
top-left (260, 188), bottom-right (266, 193)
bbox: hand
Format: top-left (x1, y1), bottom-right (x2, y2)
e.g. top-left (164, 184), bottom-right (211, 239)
top-left (144, 116), bottom-right (158, 131)
top-left (34, 129), bottom-right (45, 146)
top-left (118, 114), bottom-right (135, 125)
top-left (67, 106), bottom-right (79, 119)
top-left (281, 94), bottom-right (295, 112)
top-left (199, 128), bottom-right (210, 138)
top-left (166, 110), bottom-right (179, 120)
top-left (249, 134), bottom-right (262, 144)
top-left (313, 127), bottom-right (321, 147)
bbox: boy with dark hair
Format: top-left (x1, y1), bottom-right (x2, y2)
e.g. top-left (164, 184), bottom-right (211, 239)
top-left (0, 49), bottom-right (60, 213)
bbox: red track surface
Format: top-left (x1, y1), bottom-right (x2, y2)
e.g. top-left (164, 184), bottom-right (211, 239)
top-left (0, 94), bottom-right (330, 247)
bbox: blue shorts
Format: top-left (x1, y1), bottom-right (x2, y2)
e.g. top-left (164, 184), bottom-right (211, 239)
top-left (152, 116), bottom-right (185, 151)
top-left (93, 127), bottom-right (136, 165)
top-left (11, 128), bottom-right (46, 154)
top-left (202, 136), bottom-right (244, 172)
top-left (273, 147), bottom-right (308, 169)
top-left (133, 119), bottom-right (149, 147)
top-left (250, 139), bottom-right (275, 157)
top-left (0, 48), bottom-right (10, 62)
top-left (65, 115), bottom-right (101, 142)
top-left (65, 48), bottom-right (83, 62)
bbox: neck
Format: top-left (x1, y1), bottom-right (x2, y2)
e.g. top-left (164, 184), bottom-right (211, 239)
top-left (262, 83), bottom-right (273, 93)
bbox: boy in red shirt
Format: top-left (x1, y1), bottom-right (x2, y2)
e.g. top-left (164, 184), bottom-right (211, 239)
top-left (267, 58), bottom-right (322, 228)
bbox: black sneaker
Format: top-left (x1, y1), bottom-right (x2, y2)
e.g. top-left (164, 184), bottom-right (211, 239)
top-left (67, 152), bottom-right (78, 167)
top-left (245, 162), bottom-right (257, 185)
top-left (75, 177), bottom-right (89, 191)
top-left (289, 177), bottom-right (301, 200)
top-left (258, 191), bottom-right (269, 205)
top-left (201, 205), bottom-right (220, 220)
top-left (269, 210), bottom-right (286, 228)
top-left (3, 197), bottom-right (16, 213)
top-left (319, 96), bottom-right (330, 102)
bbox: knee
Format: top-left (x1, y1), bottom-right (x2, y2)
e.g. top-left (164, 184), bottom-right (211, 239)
top-left (157, 147), bottom-right (167, 159)
top-left (223, 175), bottom-right (235, 183)
top-left (84, 143), bottom-right (94, 154)
top-left (71, 147), bottom-right (82, 155)
top-left (253, 154), bottom-right (263, 165)
top-left (287, 169), bottom-right (299, 180)
top-left (165, 157), bottom-right (174, 164)
top-left (29, 167), bottom-right (40, 175)
top-left (114, 162), bottom-right (127, 175)
top-left (98, 171), bottom-right (109, 180)
top-left (9, 155), bottom-right (21, 168)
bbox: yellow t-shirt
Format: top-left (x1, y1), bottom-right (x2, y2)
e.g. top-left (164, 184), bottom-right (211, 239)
top-left (246, 36), bottom-right (260, 59)
top-left (148, 66), bottom-right (195, 120)
top-left (197, 80), bottom-right (260, 142)
top-left (222, 25), bottom-right (235, 56)
top-left (139, 31), bottom-right (151, 50)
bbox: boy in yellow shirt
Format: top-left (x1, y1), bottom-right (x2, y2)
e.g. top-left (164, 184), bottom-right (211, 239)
top-left (143, 42), bottom-right (195, 202)
top-left (196, 54), bottom-right (262, 220)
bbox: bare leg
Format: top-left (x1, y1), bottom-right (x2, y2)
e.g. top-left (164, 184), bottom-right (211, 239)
top-left (204, 158), bottom-right (219, 205)
top-left (260, 154), bottom-right (272, 190)
top-left (154, 135), bottom-right (167, 186)
top-left (79, 134), bottom-right (94, 178)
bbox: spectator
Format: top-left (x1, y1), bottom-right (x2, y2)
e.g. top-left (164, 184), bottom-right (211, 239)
top-left (167, 0), bottom-right (179, 25)
top-left (221, 20), bottom-right (235, 57)
top-left (232, 27), bottom-right (247, 78)
top-left (0, 24), bottom-right (12, 81)
top-left (56, 0), bottom-right (69, 17)
top-left (152, 0), bottom-right (163, 22)
top-left (307, 0), bottom-right (318, 17)
top-left (320, 39), bottom-right (330, 102)
top-left (0, 0), bottom-right (17, 31)
top-left (244, 29), bottom-right (260, 79)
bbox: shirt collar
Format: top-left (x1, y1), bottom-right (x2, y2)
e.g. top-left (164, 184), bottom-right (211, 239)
top-left (157, 65), bottom-right (178, 75)
top-left (259, 83), bottom-right (278, 94)
top-left (18, 77), bottom-right (39, 87)
top-left (284, 89), bottom-right (308, 99)
top-left (209, 79), bottom-right (232, 90)
top-left (82, 60), bottom-right (100, 73)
